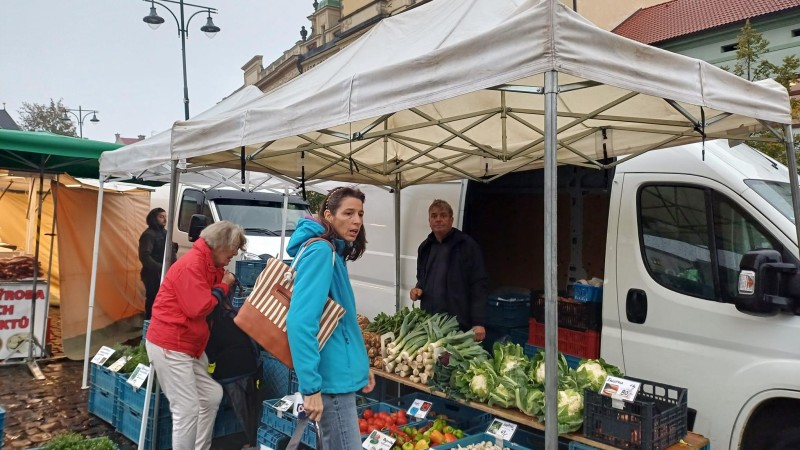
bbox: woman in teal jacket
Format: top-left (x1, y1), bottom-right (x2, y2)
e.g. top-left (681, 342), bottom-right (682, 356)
top-left (286, 186), bottom-right (375, 450)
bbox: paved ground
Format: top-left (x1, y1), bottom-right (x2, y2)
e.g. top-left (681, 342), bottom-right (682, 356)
top-left (0, 306), bottom-right (248, 450)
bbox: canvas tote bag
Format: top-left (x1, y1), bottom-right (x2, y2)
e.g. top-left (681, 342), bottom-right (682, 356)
top-left (234, 238), bottom-right (345, 368)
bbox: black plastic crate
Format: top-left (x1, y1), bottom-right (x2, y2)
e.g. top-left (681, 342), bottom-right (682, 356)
top-left (583, 376), bottom-right (688, 450)
top-left (530, 296), bottom-right (601, 331)
top-left (486, 288), bottom-right (531, 328)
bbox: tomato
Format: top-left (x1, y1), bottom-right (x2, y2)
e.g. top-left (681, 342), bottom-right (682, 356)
top-left (363, 409), bottom-right (374, 419)
top-left (396, 416), bottom-right (408, 425)
top-left (359, 423), bottom-right (368, 434)
top-left (359, 419), bottom-right (368, 428)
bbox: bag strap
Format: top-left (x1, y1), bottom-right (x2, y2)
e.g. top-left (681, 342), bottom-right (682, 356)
top-left (290, 237), bottom-right (336, 270)
top-left (287, 416), bottom-right (324, 450)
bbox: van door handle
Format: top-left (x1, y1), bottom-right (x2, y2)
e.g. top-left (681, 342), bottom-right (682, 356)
top-left (626, 289), bottom-right (648, 324)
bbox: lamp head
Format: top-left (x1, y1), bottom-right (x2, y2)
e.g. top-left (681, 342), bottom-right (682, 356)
top-left (143, 6), bottom-right (165, 30)
top-left (61, 111), bottom-right (70, 122)
top-left (200, 14), bottom-right (220, 38)
top-left (89, 112), bottom-right (99, 123)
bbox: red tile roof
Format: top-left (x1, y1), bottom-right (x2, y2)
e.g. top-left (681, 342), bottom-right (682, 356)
top-left (613, 0), bottom-right (800, 44)
top-left (115, 136), bottom-right (145, 145)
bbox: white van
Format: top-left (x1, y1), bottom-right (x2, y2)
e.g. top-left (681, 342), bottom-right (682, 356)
top-left (346, 140), bottom-right (800, 450)
top-left (150, 185), bottom-right (311, 267)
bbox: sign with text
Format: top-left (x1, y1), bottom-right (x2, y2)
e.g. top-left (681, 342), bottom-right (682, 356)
top-left (407, 399), bottom-right (433, 419)
top-left (486, 418), bottom-right (517, 441)
top-left (91, 346), bottom-right (116, 366)
top-left (600, 375), bottom-right (641, 403)
top-left (362, 430), bottom-right (396, 450)
top-left (0, 282), bottom-right (48, 359)
top-left (126, 364), bottom-right (151, 389)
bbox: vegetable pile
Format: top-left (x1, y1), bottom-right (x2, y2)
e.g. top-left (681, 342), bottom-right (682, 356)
top-left (379, 418), bottom-right (465, 450)
top-left (359, 407), bottom-right (410, 435)
top-left (380, 309), bottom-right (486, 385)
top-left (448, 342), bottom-right (623, 434)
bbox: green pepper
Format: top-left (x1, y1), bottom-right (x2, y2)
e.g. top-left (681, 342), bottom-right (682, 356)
top-left (454, 429), bottom-right (464, 439)
top-left (402, 442), bottom-right (414, 450)
top-left (443, 426), bottom-right (455, 434)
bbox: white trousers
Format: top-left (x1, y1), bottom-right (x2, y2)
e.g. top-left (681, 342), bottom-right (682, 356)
top-left (146, 340), bottom-right (223, 450)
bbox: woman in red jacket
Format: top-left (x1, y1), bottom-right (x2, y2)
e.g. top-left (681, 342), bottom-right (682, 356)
top-left (145, 220), bottom-right (246, 450)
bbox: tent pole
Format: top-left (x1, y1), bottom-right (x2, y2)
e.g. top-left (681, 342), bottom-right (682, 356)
top-left (783, 124), bottom-right (800, 256)
top-left (81, 176), bottom-right (106, 389)
top-left (394, 176), bottom-right (401, 313)
top-left (42, 178), bottom-right (59, 358)
top-left (26, 164), bottom-right (45, 366)
top-left (543, 69), bottom-right (559, 450)
top-left (163, 160), bottom-right (181, 278)
top-left (279, 188), bottom-right (289, 260)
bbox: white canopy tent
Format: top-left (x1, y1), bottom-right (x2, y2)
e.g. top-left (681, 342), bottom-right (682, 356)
top-left (102, 0), bottom-right (797, 445)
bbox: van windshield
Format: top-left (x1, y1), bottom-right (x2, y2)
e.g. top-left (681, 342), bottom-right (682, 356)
top-left (745, 180), bottom-right (795, 223)
top-left (214, 199), bottom-right (310, 235)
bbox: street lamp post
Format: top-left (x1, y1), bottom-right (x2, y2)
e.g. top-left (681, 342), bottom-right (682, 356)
top-left (62, 106), bottom-right (99, 139)
top-left (141, 0), bottom-right (221, 121)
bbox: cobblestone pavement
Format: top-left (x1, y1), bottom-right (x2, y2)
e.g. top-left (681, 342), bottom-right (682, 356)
top-left (0, 306), bottom-right (247, 450)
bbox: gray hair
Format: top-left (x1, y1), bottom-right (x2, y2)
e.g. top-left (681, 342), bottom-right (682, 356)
top-left (200, 220), bottom-right (247, 252)
top-left (428, 199), bottom-right (453, 217)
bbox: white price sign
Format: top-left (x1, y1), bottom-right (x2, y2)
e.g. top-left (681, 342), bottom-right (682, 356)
top-left (126, 363), bottom-right (151, 389)
top-left (273, 395), bottom-right (294, 419)
top-left (107, 356), bottom-right (130, 372)
top-left (362, 430), bottom-right (396, 450)
top-left (91, 346), bottom-right (115, 366)
top-left (486, 418), bottom-right (517, 441)
top-left (407, 399), bottom-right (433, 419)
top-left (600, 375), bottom-right (641, 408)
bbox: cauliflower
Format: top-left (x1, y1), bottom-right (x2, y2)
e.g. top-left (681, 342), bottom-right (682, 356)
top-left (558, 389), bottom-right (583, 417)
top-left (534, 360), bottom-right (546, 384)
top-left (576, 358), bottom-right (623, 392)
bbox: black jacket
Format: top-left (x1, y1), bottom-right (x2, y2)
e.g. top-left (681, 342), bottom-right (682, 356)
top-left (416, 228), bottom-right (488, 330)
top-left (138, 227), bottom-right (167, 281)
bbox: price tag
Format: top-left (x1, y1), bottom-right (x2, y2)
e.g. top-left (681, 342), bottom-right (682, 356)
top-left (600, 375), bottom-right (641, 405)
top-left (91, 346), bottom-right (115, 366)
top-left (107, 356), bottom-right (130, 372)
top-left (485, 418), bottom-right (517, 441)
top-left (362, 430), bottom-right (396, 450)
top-left (407, 399), bottom-right (433, 419)
top-left (272, 395), bottom-right (294, 419)
top-left (126, 363), bottom-right (151, 389)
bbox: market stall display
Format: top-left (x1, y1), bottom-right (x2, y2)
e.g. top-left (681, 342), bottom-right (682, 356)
top-left (0, 256), bottom-right (42, 280)
top-left (0, 281), bottom-right (48, 359)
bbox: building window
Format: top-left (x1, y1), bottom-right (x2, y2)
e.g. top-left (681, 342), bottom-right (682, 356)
top-left (721, 43), bottom-right (737, 53)
top-left (792, 28), bottom-right (800, 37)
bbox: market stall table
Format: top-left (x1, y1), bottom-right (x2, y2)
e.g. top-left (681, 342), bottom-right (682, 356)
top-left (371, 368), bottom-right (709, 450)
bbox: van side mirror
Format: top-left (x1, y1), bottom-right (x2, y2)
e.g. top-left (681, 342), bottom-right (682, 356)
top-left (188, 214), bottom-right (208, 243)
top-left (735, 249), bottom-right (800, 315)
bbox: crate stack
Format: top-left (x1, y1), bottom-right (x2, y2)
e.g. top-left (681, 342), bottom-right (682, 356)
top-left (114, 375), bottom-right (172, 450)
top-left (525, 282), bottom-right (602, 367)
top-left (484, 287), bottom-right (532, 351)
top-left (257, 350), bottom-right (302, 448)
top-left (88, 364), bottom-right (123, 427)
top-left (233, 259), bottom-right (266, 308)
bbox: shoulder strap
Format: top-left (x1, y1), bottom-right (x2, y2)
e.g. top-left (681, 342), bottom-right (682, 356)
top-left (290, 237), bottom-right (336, 270)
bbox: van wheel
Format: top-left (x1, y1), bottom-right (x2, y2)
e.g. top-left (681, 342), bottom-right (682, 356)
top-left (740, 399), bottom-right (800, 450)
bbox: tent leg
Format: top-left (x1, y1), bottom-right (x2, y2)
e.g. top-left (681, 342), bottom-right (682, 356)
top-left (81, 176), bottom-right (106, 389)
top-left (394, 176), bottom-right (401, 313)
top-left (543, 69), bottom-right (559, 450)
top-left (163, 160), bottom-right (181, 277)
top-left (783, 124), bottom-right (800, 257)
top-left (41, 178), bottom-right (58, 358)
top-left (279, 188), bottom-right (289, 260)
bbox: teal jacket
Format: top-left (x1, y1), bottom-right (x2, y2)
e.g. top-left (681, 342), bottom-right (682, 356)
top-left (286, 218), bottom-right (370, 395)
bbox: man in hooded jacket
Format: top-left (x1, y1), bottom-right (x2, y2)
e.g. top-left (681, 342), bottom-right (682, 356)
top-left (139, 207), bottom-right (176, 319)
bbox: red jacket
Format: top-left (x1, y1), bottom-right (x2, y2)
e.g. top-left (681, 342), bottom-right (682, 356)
top-left (146, 238), bottom-right (229, 358)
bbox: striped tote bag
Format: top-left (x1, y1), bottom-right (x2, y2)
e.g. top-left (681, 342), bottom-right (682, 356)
top-left (233, 238), bottom-right (345, 369)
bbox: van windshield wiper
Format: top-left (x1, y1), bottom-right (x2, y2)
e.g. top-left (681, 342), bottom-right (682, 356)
top-left (243, 227), bottom-right (280, 236)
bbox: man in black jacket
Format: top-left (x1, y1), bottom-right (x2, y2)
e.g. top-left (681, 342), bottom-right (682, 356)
top-left (138, 208), bottom-right (175, 319)
top-left (410, 199), bottom-right (488, 340)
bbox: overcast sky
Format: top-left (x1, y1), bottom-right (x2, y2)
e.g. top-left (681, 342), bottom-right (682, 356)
top-left (2, 1), bottom-right (311, 142)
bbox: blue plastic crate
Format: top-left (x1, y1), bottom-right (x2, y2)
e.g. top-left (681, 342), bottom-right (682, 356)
top-left (523, 344), bottom-right (583, 369)
top-left (388, 393), bottom-right (492, 431)
top-left (116, 403), bottom-right (172, 450)
top-left (487, 288), bottom-right (532, 328)
top-left (90, 364), bottom-right (119, 393)
top-left (573, 284), bottom-right (602, 303)
top-left (258, 426), bottom-right (290, 450)
top-left (436, 432), bottom-right (531, 450)
top-left (88, 385), bottom-right (117, 426)
top-left (462, 424), bottom-right (571, 450)
top-left (569, 441), bottom-right (601, 449)
top-left (261, 351), bottom-right (299, 399)
top-left (1, 405), bottom-right (5, 450)
top-left (261, 398), bottom-right (319, 448)
top-left (236, 259), bottom-right (268, 288)
top-left (484, 325), bottom-right (529, 352)
top-left (116, 375), bottom-right (170, 415)
top-left (213, 404), bottom-right (243, 438)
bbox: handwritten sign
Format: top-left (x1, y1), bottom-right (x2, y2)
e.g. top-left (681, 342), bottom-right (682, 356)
top-left (126, 364), bottom-right (151, 389)
top-left (362, 430), bottom-right (396, 450)
top-left (486, 418), bottom-right (517, 441)
top-left (91, 346), bottom-right (115, 366)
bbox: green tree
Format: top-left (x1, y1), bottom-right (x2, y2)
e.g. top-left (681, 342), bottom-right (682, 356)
top-left (722, 20), bottom-right (800, 166)
top-left (17, 99), bottom-right (77, 137)
top-left (305, 190), bottom-right (326, 214)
